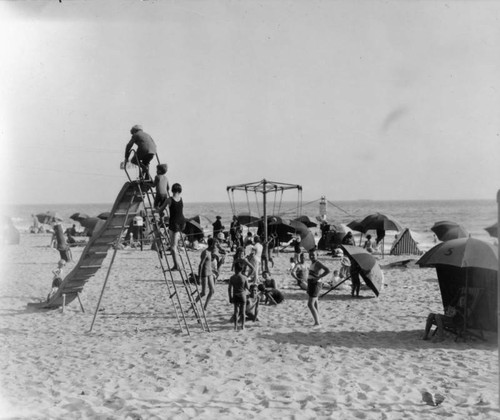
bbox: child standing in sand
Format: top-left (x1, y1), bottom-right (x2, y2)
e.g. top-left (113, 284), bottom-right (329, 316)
top-left (197, 237), bottom-right (216, 311)
top-left (47, 259), bottom-right (66, 302)
top-left (154, 163), bottom-right (170, 211)
top-left (228, 262), bottom-right (249, 331)
top-left (306, 249), bottom-right (330, 328)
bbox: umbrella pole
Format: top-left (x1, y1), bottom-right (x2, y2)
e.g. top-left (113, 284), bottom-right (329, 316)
top-left (320, 276), bottom-right (351, 298)
top-left (497, 189), bottom-right (500, 408)
top-left (263, 181), bottom-right (269, 273)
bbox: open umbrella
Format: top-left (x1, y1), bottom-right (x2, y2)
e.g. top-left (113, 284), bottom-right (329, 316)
top-left (416, 237), bottom-right (497, 271)
top-left (184, 218), bottom-right (204, 241)
top-left (484, 222), bottom-right (497, 238)
top-left (70, 212), bottom-right (90, 222)
top-left (347, 219), bottom-right (367, 233)
top-left (358, 213), bottom-right (403, 232)
top-left (341, 245), bottom-right (383, 297)
top-left (293, 215), bottom-right (317, 228)
top-left (36, 211), bottom-right (63, 225)
top-left (321, 245), bottom-right (383, 297)
top-left (288, 219), bottom-right (315, 251)
top-left (416, 237), bottom-right (498, 334)
top-left (79, 217), bottom-right (106, 237)
top-left (431, 221), bottom-right (468, 242)
top-left (236, 213), bottom-right (260, 227)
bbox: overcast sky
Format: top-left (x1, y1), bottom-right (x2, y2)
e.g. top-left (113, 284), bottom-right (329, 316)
top-left (1, 1), bottom-right (499, 206)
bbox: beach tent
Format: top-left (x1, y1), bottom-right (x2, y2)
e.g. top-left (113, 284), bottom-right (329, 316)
top-left (417, 238), bottom-right (498, 332)
top-left (390, 228), bottom-right (423, 256)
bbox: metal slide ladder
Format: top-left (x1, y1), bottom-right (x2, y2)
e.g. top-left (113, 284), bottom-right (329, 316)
top-left (29, 152), bottom-right (210, 335)
top-left (91, 154), bottom-right (210, 334)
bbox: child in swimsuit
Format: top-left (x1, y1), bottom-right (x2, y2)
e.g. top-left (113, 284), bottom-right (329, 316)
top-left (306, 249), bottom-right (330, 328)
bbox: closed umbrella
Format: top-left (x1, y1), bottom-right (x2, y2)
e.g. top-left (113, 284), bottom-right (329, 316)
top-left (431, 221), bottom-right (468, 242)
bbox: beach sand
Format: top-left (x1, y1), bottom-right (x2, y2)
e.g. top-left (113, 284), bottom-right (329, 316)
top-left (0, 234), bottom-right (498, 419)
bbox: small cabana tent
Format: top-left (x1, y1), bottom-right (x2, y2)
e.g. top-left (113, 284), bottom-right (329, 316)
top-left (390, 228), bottom-right (423, 256)
top-left (435, 265), bottom-right (497, 331)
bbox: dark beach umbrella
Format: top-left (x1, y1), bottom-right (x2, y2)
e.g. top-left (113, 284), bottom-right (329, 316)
top-left (484, 222), bottom-right (498, 238)
top-left (417, 237), bottom-right (498, 332)
top-left (286, 219), bottom-right (315, 251)
top-left (70, 212), bottom-right (90, 222)
top-left (79, 217), bottom-right (105, 237)
top-left (431, 221), bottom-right (468, 242)
top-left (293, 215), bottom-right (317, 228)
top-left (358, 213), bottom-right (403, 232)
top-left (184, 218), bottom-right (204, 241)
top-left (98, 212), bottom-right (111, 220)
top-left (36, 211), bottom-right (63, 225)
top-left (341, 245), bottom-right (383, 297)
top-left (417, 237), bottom-right (497, 271)
top-left (347, 219), bottom-right (367, 233)
top-left (236, 213), bottom-right (260, 227)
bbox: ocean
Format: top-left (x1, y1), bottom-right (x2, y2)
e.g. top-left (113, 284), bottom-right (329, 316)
top-left (6, 199), bottom-right (498, 252)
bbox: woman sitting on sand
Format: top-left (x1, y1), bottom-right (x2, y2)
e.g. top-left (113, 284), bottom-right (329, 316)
top-left (363, 234), bottom-right (374, 253)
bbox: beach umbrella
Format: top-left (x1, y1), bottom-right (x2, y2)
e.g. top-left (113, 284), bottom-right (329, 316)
top-left (431, 221), bottom-right (468, 242)
top-left (293, 215), bottom-right (317, 228)
top-left (416, 237), bottom-right (498, 333)
top-left (70, 212), bottom-right (90, 222)
top-left (289, 219), bottom-right (315, 251)
top-left (98, 212), bottom-right (111, 220)
top-left (184, 218), bottom-right (204, 241)
top-left (347, 219), bottom-right (367, 233)
top-left (79, 217), bottom-right (105, 237)
top-left (416, 237), bottom-right (497, 271)
top-left (484, 222), bottom-right (497, 238)
top-left (36, 211), bottom-right (63, 225)
top-left (341, 245), bottom-right (383, 297)
top-left (358, 213), bottom-right (403, 232)
top-left (235, 213), bottom-right (260, 227)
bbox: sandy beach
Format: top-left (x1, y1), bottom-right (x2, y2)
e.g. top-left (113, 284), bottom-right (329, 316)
top-left (0, 233), bottom-right (498, 419)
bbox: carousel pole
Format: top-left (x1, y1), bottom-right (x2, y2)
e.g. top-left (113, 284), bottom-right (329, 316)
top-left (497, 189), bottom-right (500, 408)
top-left (263, 179), bottom-right (269, 273)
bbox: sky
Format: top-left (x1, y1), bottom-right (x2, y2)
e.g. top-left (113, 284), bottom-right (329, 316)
top-left (1, 0), bottom-right (499, 206)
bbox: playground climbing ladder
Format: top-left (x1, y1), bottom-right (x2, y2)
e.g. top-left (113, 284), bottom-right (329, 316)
top-left (28, 177), bottom-right (210, 335)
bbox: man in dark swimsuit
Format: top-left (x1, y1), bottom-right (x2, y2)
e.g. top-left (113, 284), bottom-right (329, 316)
top-left (124, 125), bottom-right (157, 181)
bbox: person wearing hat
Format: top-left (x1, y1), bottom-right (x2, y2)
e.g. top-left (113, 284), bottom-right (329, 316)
top-left (212, 215), bottom-right (224, 239)
top-left (124, 125), bottom-right (157, 181)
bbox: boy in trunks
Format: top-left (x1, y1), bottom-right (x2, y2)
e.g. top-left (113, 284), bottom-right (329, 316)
top-left (228, 262), bottom-right (249, 331)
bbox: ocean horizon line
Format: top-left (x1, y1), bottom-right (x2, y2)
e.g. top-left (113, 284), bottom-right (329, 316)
top-left (7, 197), bottom-right (497, 207)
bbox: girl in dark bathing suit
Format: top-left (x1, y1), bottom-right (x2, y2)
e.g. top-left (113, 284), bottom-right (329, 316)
top-left (307, 249), bottom-right (330, 328)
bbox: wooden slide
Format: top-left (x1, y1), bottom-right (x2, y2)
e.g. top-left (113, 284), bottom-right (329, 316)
top-left (28, 182), bottom-right (150, 309)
